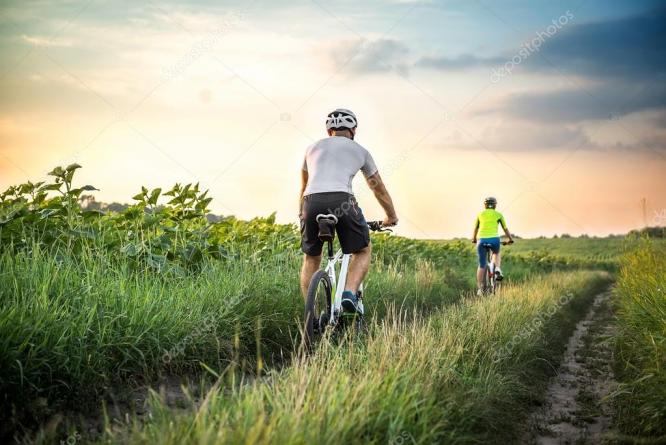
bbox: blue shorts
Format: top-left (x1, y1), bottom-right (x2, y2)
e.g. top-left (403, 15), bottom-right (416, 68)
top-left (477, 237), bottom-right (500, 268)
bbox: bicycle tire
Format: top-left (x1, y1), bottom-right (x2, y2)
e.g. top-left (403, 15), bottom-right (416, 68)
top-left (486, 266), bottom-right (495, 294)
top-left (303, 269), bottom-right (332, 349)
top-left (353, 313), bottom-right (366, 337)
top-left (483, 248), bottom-right (494, 295)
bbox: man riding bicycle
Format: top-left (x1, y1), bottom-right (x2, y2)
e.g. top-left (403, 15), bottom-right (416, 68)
top-left (299, 108), bottom-right (398, 313)
top-left (472, 196), bottom-right (514, 296)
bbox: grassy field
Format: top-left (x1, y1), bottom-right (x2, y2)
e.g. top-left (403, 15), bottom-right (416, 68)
top-left (98, 271), bottom-right (611, 445)
top-left (446, 233), bottom-right (666, 270)
top-left (1, 226), bottom-right (570, 440)
top-left (1, 166), bottom-right (664, 444)
top-left (0, 239), bottom-right (467, 417)
top-left (613, 241), bottom-right (666, 440)
top-left (507, 236), bottom-right (632, 259)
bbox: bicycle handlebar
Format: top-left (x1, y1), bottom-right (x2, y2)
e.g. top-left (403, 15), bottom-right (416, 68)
top-left (472, 239), bottom-right (515, 245)
top-left (367, 221), bottom-right (393, 232)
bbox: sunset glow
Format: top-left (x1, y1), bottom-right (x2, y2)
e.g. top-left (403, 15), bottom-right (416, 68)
top-left (2, 0), bottom-right (665, 238)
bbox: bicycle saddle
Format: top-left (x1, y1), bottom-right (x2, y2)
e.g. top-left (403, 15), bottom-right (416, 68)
top-left (316, 214), bottom-right (338, 242)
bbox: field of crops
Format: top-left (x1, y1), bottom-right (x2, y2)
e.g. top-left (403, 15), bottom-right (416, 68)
top-left (1, 165), bottom-right (664, 444)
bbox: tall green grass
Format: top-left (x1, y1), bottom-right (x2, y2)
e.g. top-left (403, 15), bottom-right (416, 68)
top-left (0, 232), bottom-right (568, 420)
top-left (101, 271), bottom-right (611, 445)
top-left (1, 221), bottom-right (608, 441)
top-left (0, 241), bottom-right (467, 432)
top-left (613, 241), bottom-right (666, 439)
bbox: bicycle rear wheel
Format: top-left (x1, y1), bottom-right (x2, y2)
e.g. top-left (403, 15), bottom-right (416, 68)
top-left (303, 270), bottom-right (332, 349)
top-left (481, 248), bottom-right (493, 295)
top-left (485, 265), bottom-right (495, 294)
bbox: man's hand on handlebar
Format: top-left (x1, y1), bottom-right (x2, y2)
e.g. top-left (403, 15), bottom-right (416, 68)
top-left (382, 215), bottom-right (398, 227)
top-left (471, 238), bottom-right (513, 245)
top-left (368, 220), bottom-right (395, 232)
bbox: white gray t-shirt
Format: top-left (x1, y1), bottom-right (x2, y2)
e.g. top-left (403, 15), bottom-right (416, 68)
top-left (302, 136), bottom-right (378, 196)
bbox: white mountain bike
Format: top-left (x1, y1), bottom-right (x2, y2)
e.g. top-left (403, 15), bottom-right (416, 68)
top-left (303, 214), bottom-right (390, 348)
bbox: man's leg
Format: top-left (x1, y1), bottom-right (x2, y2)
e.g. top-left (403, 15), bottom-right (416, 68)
top-left (476, 242), bottom-right (486, 291)
top-left (344, 243), bottom-right (372, 294)
top-left (493, 251), bottom-right (502, 268)
top-left (338, 196), bottom-right (371, 312)
top-left (300, 254), bottom-right (322, 301)
top-left (477, 267), bottom-right (485, 288)
top-left (491, 242), bottom-right (504, 280)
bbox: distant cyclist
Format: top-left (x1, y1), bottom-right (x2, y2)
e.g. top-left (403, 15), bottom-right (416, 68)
top-left (471, 196), bottom-right (514, 296)
top-left (299, 108), bottom-right (398, 313)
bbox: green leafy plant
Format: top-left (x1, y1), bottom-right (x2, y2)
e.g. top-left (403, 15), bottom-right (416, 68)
top-left (0, 165), bottom-right (292, 271)
top-left (0, 164), bottom-right (99, 249)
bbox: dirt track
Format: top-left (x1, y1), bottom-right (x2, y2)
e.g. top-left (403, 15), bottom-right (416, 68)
top-left (525, 292), bottom-right (618, 444)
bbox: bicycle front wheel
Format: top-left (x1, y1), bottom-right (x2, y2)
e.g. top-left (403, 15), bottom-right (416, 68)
top-left (303, 269), bottom-right (332, 349)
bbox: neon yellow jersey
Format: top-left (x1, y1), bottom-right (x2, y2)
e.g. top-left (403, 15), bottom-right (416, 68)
top-left (475, 209), bottom-right (507, 238)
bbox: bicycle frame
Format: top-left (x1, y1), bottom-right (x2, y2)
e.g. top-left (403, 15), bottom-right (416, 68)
top-left (308, 215), bottom-right (387, 336)
top-left (323, 246), bottom-right (365, 323)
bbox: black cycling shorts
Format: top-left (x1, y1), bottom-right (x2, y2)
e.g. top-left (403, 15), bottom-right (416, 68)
top-left (300, 192), bottom-right (370, 256)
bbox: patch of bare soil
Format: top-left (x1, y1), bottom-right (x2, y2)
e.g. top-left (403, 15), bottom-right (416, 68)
top-left (525, 292), bottom-right (618, 445)
top-left (37, 376), bottom-right (206, 442)
top-left (80, 372), bottom-right (257, 441)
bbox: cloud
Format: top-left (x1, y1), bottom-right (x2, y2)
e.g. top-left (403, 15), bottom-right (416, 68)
top-left (484, 8), bottom-right (666, 124)
top-left (21, 34), bottom-right (73, 47)
top-left (527, 7), bottom-right (666, 81)
top-left (473, 119), bottom-right (593, 151)
top-left (654, 111), bottom-right (666, 128)
top-left (494, 83), bottom-right (666, 123)
top-left (416, 7), bottom-right (666, 80)
top-left (608, 134), bottom-right (666, 153)
top-left (326, 38), bottom-right (411, 76)
top-left (416, 54), bottom-right (504, 70)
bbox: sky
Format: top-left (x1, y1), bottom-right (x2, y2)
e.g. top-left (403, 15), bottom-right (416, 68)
top-left (1, 0), bottom-right (665, 238)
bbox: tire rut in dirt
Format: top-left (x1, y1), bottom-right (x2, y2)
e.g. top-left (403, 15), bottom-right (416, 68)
top-left (525, 292), bottom-right (618, 445)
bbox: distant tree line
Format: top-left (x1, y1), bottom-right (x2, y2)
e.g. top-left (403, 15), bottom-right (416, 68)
top-left (628, 226), bottom-right (666, 238)
top-left (80, 195), bottom-right (665, 239)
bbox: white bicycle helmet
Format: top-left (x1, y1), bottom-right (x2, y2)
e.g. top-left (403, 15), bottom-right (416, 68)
top-left (325, 108), bottom-right (358, 130)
